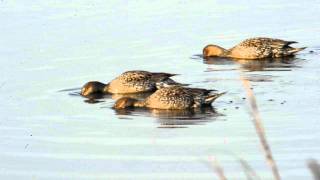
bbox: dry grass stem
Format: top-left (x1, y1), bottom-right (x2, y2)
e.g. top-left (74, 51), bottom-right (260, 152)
top-left (208, 156), bottom-right (227, 180)
top-left (239, 158), bottom-right (261, 180)
top-left (308, 159), bottom-right (320, 180)
top-left (240, 76), bottom-right (281, 180)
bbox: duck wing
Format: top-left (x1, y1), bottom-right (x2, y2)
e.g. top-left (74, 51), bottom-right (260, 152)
top-left (108, 71), bottom-right (155, 93)
top-left (145, 87), bottom-right (194, 109)
top-left (151, 72), bottom-right (178, 81)
top-left (230, 37), bottom-right (304, 59)
top-left (184, 87), bottom-right (217, 96)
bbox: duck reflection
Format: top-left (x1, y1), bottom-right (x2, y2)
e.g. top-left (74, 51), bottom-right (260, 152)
top-left (114, 106), bottom-right (223, 127)
top-left (61, 87), bottom-right (153, 104)
top-left (202, 55), bottom-right (302, 72)
top-left (83, 92), bottom-right (153, 104)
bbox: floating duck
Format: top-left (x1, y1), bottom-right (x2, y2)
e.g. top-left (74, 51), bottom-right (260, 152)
top-left (113, 86), bottom-right (225, 110)
top-left (81, 71), bottom-right (186, 96)
top-left (203, 37), bottom-right (306, 59)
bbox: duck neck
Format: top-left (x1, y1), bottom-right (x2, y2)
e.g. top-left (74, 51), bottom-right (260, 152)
top-left (220, 48), bottom-right (229, 57)
top-left (133, 100), bottom-right (146, 108)
top-left (103, 83), bottom-right (110, 93)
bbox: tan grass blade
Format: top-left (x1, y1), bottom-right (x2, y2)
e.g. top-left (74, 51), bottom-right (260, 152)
top-left (208, 156), bottom-right (227, 180)
top-left (308, 159), bottom-right (320, 180)
top-left (238, 158), bottom-right (261, 180)
top-left (240, 76), bottom-right (281, 180)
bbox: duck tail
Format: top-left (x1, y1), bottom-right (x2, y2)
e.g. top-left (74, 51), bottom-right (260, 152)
top-left (155, 79), bottom-right (189, 89)
top-left (285, 41), bottom-right (298, 45)
top-left (152, 72), bottom-right (179, 79)
top-left (288, 47), bottom-right (307, 54)
top-left (205, 92), bottom-right (226, 104)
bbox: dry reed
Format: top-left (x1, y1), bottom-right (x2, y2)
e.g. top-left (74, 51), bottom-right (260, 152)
top-left (238, 158), bottom-right (261, 180)
top-left (208, 156), bottom-right (227, 180)
top-left (240, 76), bottom-right (281, 180)
top-left (308, 159), bottom-right (320, 180)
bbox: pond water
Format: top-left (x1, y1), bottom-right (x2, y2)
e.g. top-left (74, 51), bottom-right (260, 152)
top-left (1, 0), bottom-right (320, 179)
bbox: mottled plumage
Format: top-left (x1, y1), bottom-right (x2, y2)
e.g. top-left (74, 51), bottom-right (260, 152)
top-left (107, 71), bottom-right (159, 93)
top-left (113, 86), bottom-right (225, 110)
top-left (81, 70), bottom-right (185, 96)
top-left (203, 37), bottom-right (306, 59)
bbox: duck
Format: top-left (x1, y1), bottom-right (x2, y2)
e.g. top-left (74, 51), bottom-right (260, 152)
top-left (203, 37), bottom-right (306, 59)
top-left (113, 86), bottom-right (225, 110)
top-left (81, 70), bottom-right (187, 96)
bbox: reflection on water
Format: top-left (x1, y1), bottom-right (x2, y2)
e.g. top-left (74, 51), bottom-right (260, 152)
top-left (82, 92), bottom-right (153, 104)
top-left (192, 55), bottom-right (306, 83)
top-left (114, 106), bottom-right (223, 127)
top-left (202, 56), bottom-right (303, 72)
top-left (238, 58), bottom-right (303, 72)
top-left (61, 87), bottom-right (153, 104)
top-left (58, 87), bottom-right (82, 92)
top-left (64, 87), bottom-right (223, 124)
top-left (241, 74), bottom-right (275, 82)
top-left (111, 92), bottom-right (153, 101)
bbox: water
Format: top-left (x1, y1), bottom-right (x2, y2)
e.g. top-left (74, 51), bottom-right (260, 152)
top-left (1, 0), bottom-right (320, 179)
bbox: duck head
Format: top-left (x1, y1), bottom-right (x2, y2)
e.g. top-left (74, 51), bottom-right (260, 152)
top-left (203, 45), bottom-right (228, 57)
top-left (81, 81), bottom-right (109, 96)
top-left (113, 97), bottom-right (143, 109)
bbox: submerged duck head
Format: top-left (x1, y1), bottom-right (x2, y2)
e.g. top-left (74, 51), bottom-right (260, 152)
top-left (81, 81), bottom-right (109, 96)
top-left (113, 97), bottom-right (141, 109)
top-left (203, 45), bottom-right (227, 57)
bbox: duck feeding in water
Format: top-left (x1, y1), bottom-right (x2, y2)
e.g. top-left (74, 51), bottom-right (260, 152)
top-left (81, 70), bottom-right (187, 96)
top-left (203, 37), bottom-right (306, 59)
top-left (113, 86), bottom-right (225, 110)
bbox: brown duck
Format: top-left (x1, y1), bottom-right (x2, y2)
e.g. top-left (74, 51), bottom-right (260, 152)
top-left (81, 71), bottom-right (186, 96)
top-left (113, 86), bottom-right (225, 110)
top-left (203, 37), bottom-right (306, 59)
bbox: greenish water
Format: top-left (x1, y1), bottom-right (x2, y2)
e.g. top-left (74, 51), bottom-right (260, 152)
top-left (1, 0), bottom-right (320, 179)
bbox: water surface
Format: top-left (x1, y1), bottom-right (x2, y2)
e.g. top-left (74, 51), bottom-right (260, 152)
top-left (1, 0), bottom-right (320, 179)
